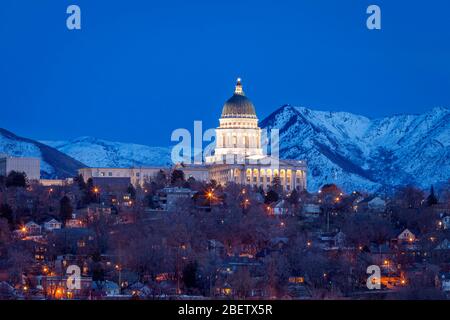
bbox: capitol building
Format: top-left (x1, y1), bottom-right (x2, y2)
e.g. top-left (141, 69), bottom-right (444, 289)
top-left (79, 79), bottom-right (307, 192)
top-left (178, 78), bottom-right (307, 192)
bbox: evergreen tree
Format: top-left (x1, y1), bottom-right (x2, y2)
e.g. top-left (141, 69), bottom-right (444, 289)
top-left (83, 178), bottom-right (96, 204)
top-left (0, 203), bottom-right (13, 225)
top-left (265, 190), bottom-right (279, 204)
top-left (272, 176), bottom-right (282, 195)
top-left (145, 193), bottom-right (156, 209)
top-left (426, 186), bottom-right (438, 207)
top-left (59, 196), bottom-right (73, 225)
top-left (5, 171), bottom-right (27, 188)
top-left (75, 174), bottom-right (86, 190)
top-left (155, 170), bottom-right (167, 188)
top-left (182, 261), bottom-right (200, 292)
top-left (171, 169), bottom-right (185, 186)
top-left (288, 189), bottom-right (300, 206)
top-left (127, 184), bottom-right (136, 200)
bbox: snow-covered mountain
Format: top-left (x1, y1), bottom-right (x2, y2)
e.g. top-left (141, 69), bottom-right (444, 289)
top-left (260, 105), bottom-right (450, 192)
top-left (8, 105), bottom-right (447, 192)
top-left (41, 136), bottom-right (172, 168)
top-left (0, 128), bottom-right (85, 178)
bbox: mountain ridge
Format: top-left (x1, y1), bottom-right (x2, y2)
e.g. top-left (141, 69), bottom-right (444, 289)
top-left (2, 106), bottom-right (448, 192)
top-left (260, 105), bottom-right (449, 192)
top-left (0, 128), bottom-right (86, 178)
top-left (41, 136), bottom-right (172, 168)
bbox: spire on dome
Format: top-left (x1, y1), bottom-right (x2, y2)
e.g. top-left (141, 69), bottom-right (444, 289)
top-left (234, 77), bottom-right (244, 95)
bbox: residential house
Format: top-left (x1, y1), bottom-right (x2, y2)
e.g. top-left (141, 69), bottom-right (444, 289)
top-left (319, 231), bottom-right (347, 250)
top-left (441, 215), bottom-right (450, 230)
top-left (65, 212), bottom-right (86, 228)
top-left (433, 239), bottom-right (450, 262)
top-left (24, 221), bottom-right (42, 235)
top-left (368, 197), bottom-right (386, 212)
top-left (123, 282), bottom-right (153, 298)
top-left (43, 218), bottom-right (62, 232)
top-left (273, 200), bottom-right (290, 216)
top-left (397, 229), bottom-right (416, 244)
top-left (436, 272), bottom-right (450, 295)
top-left (43, 275), bottom-right (92, 299)
top-left (156, 187), bottom-right (197, 211)
top-left (92, 280), bottom-right (120, 297)
top-left (302, 203), bottom-right (321, 219)
top-left (207, 240), bottom-right (225, 257)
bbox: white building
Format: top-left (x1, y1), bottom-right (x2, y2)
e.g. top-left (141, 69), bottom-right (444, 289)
top-left (0, 155), bottom-right (40, 181)
top-left (43, 218), bottom-right (62, 232)
top-left (78, 79), bottom-right (308, 192)
top-left (180, 78), bottom-right (308, 192)
top-left (156, 187), bottom-right (197, 211)
top-left (273, 200), bottom-right (290, 216)
top-left (397, 229), bottom-right (416, 243)
top-left (78, 167), bottom-right (167, 186)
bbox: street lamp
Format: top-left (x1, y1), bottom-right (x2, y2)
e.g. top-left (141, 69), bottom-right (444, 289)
top-left (206, 190), bottom-right (214, 207)
top-left (93, 187), bottom-right (100, 203)
top-left (115, 264), bottom-right (122, 291)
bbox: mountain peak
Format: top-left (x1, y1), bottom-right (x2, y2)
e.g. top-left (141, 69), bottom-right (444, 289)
top-left (260, 105), bottom-right (450, 192)
top-left (0, 129), bottom-right (86, 178)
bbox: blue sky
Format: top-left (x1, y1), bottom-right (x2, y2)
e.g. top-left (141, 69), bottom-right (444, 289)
top-left (1, 0), bottom-right (449, 146)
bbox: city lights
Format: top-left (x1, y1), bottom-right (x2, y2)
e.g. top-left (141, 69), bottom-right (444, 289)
top-left (0, 1), bottom-right (447, 304)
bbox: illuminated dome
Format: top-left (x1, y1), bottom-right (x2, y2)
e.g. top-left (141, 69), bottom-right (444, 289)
top-left (221, 78), bottom-right (257, 119)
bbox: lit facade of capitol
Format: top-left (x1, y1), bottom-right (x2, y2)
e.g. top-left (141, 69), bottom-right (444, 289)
top-left (79, 79), bottom-right (307, 192)
top-left (179, 79), bottom-right (307, 192)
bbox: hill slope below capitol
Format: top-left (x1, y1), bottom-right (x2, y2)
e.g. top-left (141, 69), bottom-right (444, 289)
top-left (0, 128), bottom-right (86, 178)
